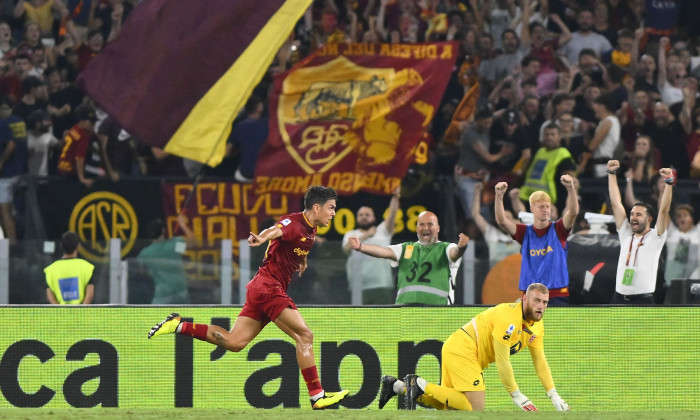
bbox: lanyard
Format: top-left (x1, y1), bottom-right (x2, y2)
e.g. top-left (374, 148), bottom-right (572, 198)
top-left (625, 231), bottom-right (648, 267)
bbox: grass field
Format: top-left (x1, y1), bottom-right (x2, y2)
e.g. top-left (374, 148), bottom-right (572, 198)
top-left (0, 409), bottom-right (698, 420)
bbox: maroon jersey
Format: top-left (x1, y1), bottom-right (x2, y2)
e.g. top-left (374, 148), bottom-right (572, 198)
top-left (248, 212), bottom-right (316, 292)
top-left (57, 124), bottom-right (91, 175)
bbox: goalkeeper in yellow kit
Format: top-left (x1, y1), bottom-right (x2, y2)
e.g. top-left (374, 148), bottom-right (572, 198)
top-left (378, 283), bottom-right (569, 411)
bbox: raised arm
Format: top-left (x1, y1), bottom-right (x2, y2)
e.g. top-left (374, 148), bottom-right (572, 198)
top-left (385, 187), bottom-right (401, 236)
top-left (607, 160), bottom-right (627, 228)
top-left (657, 37), bottom-right (669, 91)
top-left (655, 168), bottom-right (673, 235)
top-left (560, 174), bottom-right (579, 230)
top-left (448, 233), bottom-right (470, 262)
top-left (495, 182), bottom-right (517, 236)
top-left (471, 182), bottom-right (490, 234)
top-left (550, 13), bottom-right (571, 46)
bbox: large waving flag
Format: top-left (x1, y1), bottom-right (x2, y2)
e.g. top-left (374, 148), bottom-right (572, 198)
top-left (254, 42), bottom-right (457, 195)
top-left (77, 0), bottom-right (311, 166)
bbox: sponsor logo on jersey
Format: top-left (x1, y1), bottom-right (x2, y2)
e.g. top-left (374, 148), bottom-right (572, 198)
top-left (529, 335), bottom-right (537, 343)
top-left (529, 245), bottom-right (554, 256)
top-left (293, 247), bottom-right (310, 256)
top-left (506, 324), bottom-right (515, 335)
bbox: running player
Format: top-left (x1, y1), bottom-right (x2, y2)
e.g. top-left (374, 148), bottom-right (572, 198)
top-left (148, 185), bottom-right (349, 409)
top-left (378, 283), bottom-right (569, 412)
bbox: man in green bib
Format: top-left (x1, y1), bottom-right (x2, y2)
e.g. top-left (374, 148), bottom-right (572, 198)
top-left (45, 231), bottom-right (94, 304)
top-left (348, 211), bottom-right (469, 305)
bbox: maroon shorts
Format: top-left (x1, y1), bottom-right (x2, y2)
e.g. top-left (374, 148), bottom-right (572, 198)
top-left (238, 286), bottom-right (297, 326)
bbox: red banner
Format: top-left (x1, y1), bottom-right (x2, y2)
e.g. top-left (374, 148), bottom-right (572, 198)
top-left (255, 42), bottom-right (457, 195)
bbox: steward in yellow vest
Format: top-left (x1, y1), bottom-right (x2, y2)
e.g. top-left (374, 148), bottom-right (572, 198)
top-left (45, 231), bottom-right (94, 304)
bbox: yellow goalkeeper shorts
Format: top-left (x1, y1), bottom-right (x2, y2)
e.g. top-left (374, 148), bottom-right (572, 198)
top-left (441, 329), bottom-right (485, 392)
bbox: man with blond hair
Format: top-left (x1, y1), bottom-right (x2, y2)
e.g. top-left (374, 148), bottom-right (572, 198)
top-left (494, 175), bottom-right (579, 305)
top-left (379, 283), bottom-right (570, 412)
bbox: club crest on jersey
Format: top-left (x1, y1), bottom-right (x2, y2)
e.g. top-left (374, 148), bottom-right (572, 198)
top-left (280, 219), bottom-right (292, 226)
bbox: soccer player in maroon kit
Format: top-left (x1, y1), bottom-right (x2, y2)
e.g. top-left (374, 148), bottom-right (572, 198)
top-left (148, 186), bottom-right (349, 409)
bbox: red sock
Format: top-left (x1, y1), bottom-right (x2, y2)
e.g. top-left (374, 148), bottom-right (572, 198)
top-left (179, 322), bottom-right (209, 341)
top-left (301, 365), bottom-right (324, 397)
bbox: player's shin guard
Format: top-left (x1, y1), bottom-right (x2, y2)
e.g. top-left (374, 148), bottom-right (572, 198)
top-left (179, 322), bottom-right (209, 341)
top-left (424, 383), bottom-right (473, 411)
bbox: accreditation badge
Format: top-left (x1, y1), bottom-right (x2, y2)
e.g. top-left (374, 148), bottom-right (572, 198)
top-left (622, 268), bottom-right (635, 286)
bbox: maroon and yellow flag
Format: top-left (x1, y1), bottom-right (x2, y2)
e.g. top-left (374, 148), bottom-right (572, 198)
top-left (255, 42), bottom-right (457, 195)
top-left (76, 0), bottom-right (312, 166)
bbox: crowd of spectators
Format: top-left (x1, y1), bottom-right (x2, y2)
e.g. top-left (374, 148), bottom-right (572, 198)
top-left (0, 0), bottom-right (699, 254)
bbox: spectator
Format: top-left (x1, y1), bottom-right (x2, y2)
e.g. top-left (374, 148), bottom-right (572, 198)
top-left (348, 211), bottom-right (469, 305)
top-left (557, 111), bottom-right (587, 166)
top-left (341, 189), bottom-right (400, 304)
top-left (15, 21), bottom-right (55, 67)
top-left (228, 95), bottom-right (268, 183)
top-left (13, 74), bottom-right (47, 121)
top-left (601, 28), bottom-right (638, 71)
top-left (520, 10), bottom-right (571, 96)
top-left (96, 114), bottom-right (143, 180)
top-left (520, 123), bottom-right (577, 214)
top-left (489, 108), bottom-right (531, 179)
top-left (45, 65), bottom-right (82, 140)
top-left (657, 36), bottom-right (685, 106)
top-left (485, 0), bottom-right (520, 50)
top-left (580, 93), bottom-right (621, 177)
top-left (137, 214), bottom-right (195, 304)
top-left (471, 182), bottom-right (520, 267)
top-left (26, 108), bottom-right (58, 176)
top-left (13, 0), bottom-right (69, 40)
top-left (641, 101), bottom-right (690, 179)
top-left (559, 8), bottom-right (612, 67)
top-left (664, 204), bottom-right (700, 296)
top-left (519, 94), bottom-right (545, 152)
top-left (0, 21), bottom-right (16, 60)
top-left (65, 19), bottom-right (104, 71)
top-left (623, 134), bottom-right (660, 183)
top-left (479, 29), bottom-right (525, 92)
top-left (634, 53), bottom-right (659, 98)
top-left (592, 0), bottom-right (616, 46)
top-left (56, 103), bottom-right (97, 187)
top-left (0, 95), bottom-right (26, 245)
top-left (455, 105), bottom-right (514, 221)
top-left (44, 231), bottom-right (94, 304)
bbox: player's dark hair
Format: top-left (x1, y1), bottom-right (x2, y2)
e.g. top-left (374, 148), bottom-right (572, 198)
top-left (304, 185), bottom-right (337, 210)
top-left (632, 202), bottom-right (655, 220)
top-left (61, 231), bottom-right (80, 254)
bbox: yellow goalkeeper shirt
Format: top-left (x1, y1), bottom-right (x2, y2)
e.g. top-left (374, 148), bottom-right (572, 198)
top-left (461, 301), bottom-right (555, 393)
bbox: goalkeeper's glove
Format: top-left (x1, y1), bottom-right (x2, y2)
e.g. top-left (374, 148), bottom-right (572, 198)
top-left (510, 390), bottom-right (537, 411)
top-left (547, 388), bottom-right (570, 411)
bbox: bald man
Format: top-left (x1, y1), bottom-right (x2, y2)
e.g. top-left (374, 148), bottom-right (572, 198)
top-left (348, 211), bottom-right (469, 305)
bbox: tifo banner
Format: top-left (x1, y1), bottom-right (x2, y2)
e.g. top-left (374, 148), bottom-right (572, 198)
top-left (77, 0), bottom-right (312, 166)
top-left (255, 42), bottom-right (457, 195)
top-left (160, 181), bottom-right (430, 244)
top-left (0, 307), bottom-right (699, 410)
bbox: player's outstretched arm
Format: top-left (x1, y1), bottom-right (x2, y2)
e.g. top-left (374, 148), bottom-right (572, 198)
top-left (248, 226), bottom-right (283, 247)
top-left (656, 167), bottom-right (674, 236)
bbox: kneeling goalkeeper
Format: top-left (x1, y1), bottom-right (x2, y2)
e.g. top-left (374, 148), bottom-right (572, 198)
top-left (379, 283), bottom-right (570, 411)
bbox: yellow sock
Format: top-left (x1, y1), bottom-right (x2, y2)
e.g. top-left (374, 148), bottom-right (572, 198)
top-left (424, 383), bottom-right (473, 411)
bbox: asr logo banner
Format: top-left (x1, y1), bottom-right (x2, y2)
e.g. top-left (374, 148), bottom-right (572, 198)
top-left (68, 192), bottom-right (139, 261)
